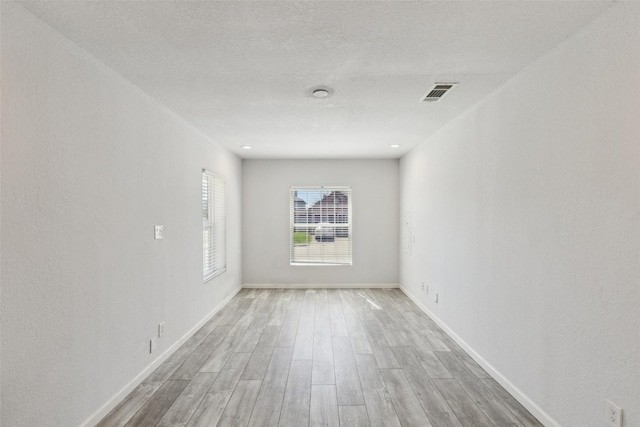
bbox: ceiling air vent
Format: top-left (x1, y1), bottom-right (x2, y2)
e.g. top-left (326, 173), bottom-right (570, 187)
top-left (421, 83), bottom-right (457, 102)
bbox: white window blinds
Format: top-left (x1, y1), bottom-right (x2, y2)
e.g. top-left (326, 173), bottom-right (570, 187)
top-left (290, 187), bottom-right (352, 265)
top-left (202, 170), bottom-right (226, 281)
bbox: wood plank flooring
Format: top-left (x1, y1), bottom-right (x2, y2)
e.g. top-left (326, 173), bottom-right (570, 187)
top-left (97, 289), bottom-right (543, 427)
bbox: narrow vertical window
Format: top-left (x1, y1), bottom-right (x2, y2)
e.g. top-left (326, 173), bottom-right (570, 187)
top-left (202, 170), bottom-right (226, 281)
top-left (290, 187), bottom-right (352, 265)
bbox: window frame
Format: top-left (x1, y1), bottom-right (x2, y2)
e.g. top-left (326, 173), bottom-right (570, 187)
top-left (290, 186), bottom-right (353, 266)
top-left (202, 169), bottom-right (226, 282)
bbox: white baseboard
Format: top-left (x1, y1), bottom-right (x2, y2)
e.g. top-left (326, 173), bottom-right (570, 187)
top-left (242, 283), bottom-right (400, 289)
top-left (80, 286), bottom-right (242, 427)
top-left (399, 285), bottom-right (559, 427)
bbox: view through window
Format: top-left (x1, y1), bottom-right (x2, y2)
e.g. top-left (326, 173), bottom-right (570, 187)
top-left (290, 187), bottom-right (352, 265)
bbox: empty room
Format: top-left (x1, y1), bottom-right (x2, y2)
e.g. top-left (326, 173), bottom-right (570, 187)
top-left (1, 1), bottom-right (639, 426)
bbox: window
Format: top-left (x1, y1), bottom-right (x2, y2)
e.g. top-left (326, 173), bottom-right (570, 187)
top-left (202, 170), bottom-right (226, 281)
top-left (290, 187), bottom-right (352, 265)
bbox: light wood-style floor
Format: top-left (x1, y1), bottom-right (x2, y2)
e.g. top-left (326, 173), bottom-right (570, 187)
top-left (98, 288), bottom-right (543, 426)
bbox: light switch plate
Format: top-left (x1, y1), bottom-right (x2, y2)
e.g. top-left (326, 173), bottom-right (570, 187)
top-left (154, 225), bottom-right (164, 240)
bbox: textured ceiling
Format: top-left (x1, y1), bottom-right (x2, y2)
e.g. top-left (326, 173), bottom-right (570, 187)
top-left (18, 1), bottom-right (613, 159)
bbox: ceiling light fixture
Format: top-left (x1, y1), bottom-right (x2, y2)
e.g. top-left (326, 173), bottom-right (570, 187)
top-left (312, 88), bottom-right (330, 98)
top-left (241, 145), bottom-right (252, 150)
top-left (390, 144), bottom-right (401, 148)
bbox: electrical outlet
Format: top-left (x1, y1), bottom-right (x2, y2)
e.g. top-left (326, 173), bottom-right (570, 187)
top-left (158, 322), bottom-right (165, 338)
top-left (605, 400), bottom-right (622, 427)
top-left (154, 225), bottom-right (164, 240)
top-left (150, 337), bottom-right (157, 353)
top-left (421, 282), bottom-right (425, 291)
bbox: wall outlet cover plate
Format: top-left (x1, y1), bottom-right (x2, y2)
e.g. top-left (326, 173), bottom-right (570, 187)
top-left (605, 399), bottom-right (622, 427)
top-left (154, 225), bottom-right (164, 239)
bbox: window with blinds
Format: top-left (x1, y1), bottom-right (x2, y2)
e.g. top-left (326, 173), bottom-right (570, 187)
top-left (202, 170), bottom-right (226, 281)
top-left (290, 187), bottom-right (352, 265)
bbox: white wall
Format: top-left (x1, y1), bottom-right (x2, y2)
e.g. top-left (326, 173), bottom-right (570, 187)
top-left (243, 159), bottom-right (398, 286)
top-left (1, 4), bottom-right (242, 426)
top-left (400, 3), bottom-right (640, 426)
